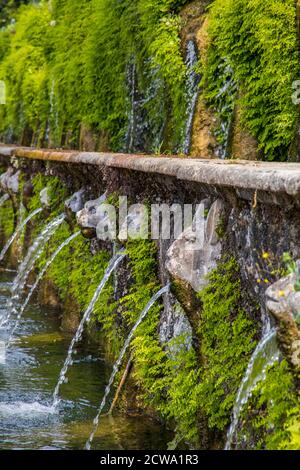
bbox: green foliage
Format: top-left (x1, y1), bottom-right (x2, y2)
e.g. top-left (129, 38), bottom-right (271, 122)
top-left (0, 1), bottom-right (30, 29)
top-left (241, 360), bottom-right (300, 450)
top-left (0, 2), bottom-right (51, 143)
top-left (198, 258), bottom-right (257, 430)
top-left (204, 0), bottom-right (299, 160)
top-left (28, 173), bottom-right (68, 215)
top-left (0, 197), bottom-right (14, 239)
top-left (0, 0), bottom-right (189, 151)
top-left (101, 239), bottom-right (201, 446)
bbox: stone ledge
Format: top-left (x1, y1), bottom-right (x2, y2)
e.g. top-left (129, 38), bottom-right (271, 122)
top-left (2, 144), bottom-right (300, 198)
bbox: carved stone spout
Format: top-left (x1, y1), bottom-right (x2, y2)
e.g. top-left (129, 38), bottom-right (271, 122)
top-left (166, 199), bottom-right (224, 292)
top-left (65, 189), bottom-right (87, 226)
top-left (266, 273), bottom-right (300, 373)
top-left (76, 194), bottom-right (106, 239)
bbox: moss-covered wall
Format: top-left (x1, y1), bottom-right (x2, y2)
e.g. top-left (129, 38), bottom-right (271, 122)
top-left (0, 0), bottom-right (300, 451)
top-left (0, 0), bottom-right (190, 152)
top-left (1, 1), bottom-right (299, 160)
top-left (0, 156), bottom-right (299, 450)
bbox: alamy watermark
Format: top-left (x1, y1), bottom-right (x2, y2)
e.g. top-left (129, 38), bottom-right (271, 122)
top-left (0, 341), bottom-right (5, 364)
top-left (0, 80), bottom-right (6, 105)
top-left (92, 197), bottom-right (205, 248)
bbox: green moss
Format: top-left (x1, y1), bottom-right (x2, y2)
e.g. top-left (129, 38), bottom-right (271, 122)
top-left (240, 360), bottom-right (300, 450)
top-left (0, 2), bottom-right (51, 143)
top-left (0, 0), bottom-right (189, 151)
top-left (28, 173), bottom-right (68, 214)
top-left (204, 0), bottom-right (299, 161)
top-left (0, 198), bottom-right (14, 239)
top-left (197, 258), bottom-right (257, 430)
top-left (2, 178), bottom-right (297, 450)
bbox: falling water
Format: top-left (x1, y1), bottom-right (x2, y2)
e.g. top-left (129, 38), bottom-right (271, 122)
top-left (183, 40), bottom-right (201, 155)
top-left (85, 284), bottom-right (170, 450)
top-left (7, 231), bottom-right (80, 346)
top-left (45, 79), bottom-right (59, 147)
top-left (0, 214), bottom-right (65, 328)
top-left (215, 60), bottom-right (237, 159)
top-left (125, 62), bottom-right (137, 153)
top-left (0, 207), bottom-right (43, 263)
top-left (0, 193), bottom-right (9, 207)
top-left (52, 251), bottom-right (126, 407)
top-left (225, 327), bottom-right (280, 450)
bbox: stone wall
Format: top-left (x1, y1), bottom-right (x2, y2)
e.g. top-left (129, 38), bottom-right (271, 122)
top-left (0, 145), bottom-right (299, 449)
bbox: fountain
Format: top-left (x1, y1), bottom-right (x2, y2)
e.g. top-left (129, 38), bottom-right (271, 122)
top-left (225, 327), bottom-right (280, 449)
top-left (0, 207), bottom-right (43, 263)
top-left (52, 250), bottom-right (126, 407)
top-left (7, 231), bottom-right (81, 346)
top-left (0, 193), bottom-right (9, 207)
top-left (85, 284), bottom-right (170, 450)
top-left (0, 213), bottom-right (65, 328)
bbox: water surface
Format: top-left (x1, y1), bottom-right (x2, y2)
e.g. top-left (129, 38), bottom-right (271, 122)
top-left (0, 273), bottom-right (169, 450)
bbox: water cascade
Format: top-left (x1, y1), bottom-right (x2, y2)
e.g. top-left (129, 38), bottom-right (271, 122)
top-left (52, 250), bottom-right (126, 407)
top-left (125, 61), bottom-right (137, 153)
top-left (7, 231), bottom-right (81, 346)
top-left (215, 61), bottom-right (237, 159)
top-left (0, 207), bottom-right (43, 263)
top-left (0, 193), bottom-right (9, 207)
top-left (0, 214), bottom-right (65, 328)
top-left (85, 284), bottom-right (170, 450)
top-left (225, 327), bottom-right (280, 449)
top-left (183, 40), bottom-right (200, 155)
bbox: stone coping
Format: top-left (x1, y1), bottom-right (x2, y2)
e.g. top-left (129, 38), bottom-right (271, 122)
top-left (2, 144), bottom-right (300, 197)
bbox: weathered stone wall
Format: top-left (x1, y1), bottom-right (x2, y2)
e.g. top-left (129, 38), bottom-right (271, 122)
top-left (1, 146), bottom-right (299, 361)
top-left (0, 145), bottom-right (299, 448)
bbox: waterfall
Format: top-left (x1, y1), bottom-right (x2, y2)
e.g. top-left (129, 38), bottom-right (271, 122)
top-left (125, 62), bottom-right (136, 153)
top-left (183, 40), bottom-right (200, 155)
top-left (215, 60), bottom-right (237, 159)
top-left (85, 284), bottom-right (170, 450)
top-left (52, 250), bottom-right (126, 407)
top-left (0, 214), bottom-right (65, 328)
top-left (45, 79), bottom-right (59, 147)
top-left (6, 231), bottom-right (80, 346)
top-left (0, 207), bottom-right (43, 263)
top-left (225, 327), bottom-right (280, 450)
top-left (0, 193), bottom-right (9, 207)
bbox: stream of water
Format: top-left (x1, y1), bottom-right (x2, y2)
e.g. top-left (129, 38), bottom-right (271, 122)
top-left (0, 272), bottom-right (169, 450)
top-left (7, 232), bottom-right (81, 347)
top-left (183, 40), bottom-right (200, 155)
top-left (86, 284), bottom-right (170, 450)
top-left (0, 207), bottom-right (43, 263)
top-left (0, 194), bottom-right (9, 207)
top-left (225, 327), bottom-right (280, 449)
top-left (53, 251), bottom-right (126, 407)
top-left (0, 214), bottom-right (65, 329)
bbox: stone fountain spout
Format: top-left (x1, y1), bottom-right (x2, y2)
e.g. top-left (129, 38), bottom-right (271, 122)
top-left (64, 189), bottom-right (87, 226)
top-left (76, 194), bottom-right (107, 239)
top-left (266, 272), bottom-right (300, 374)
top-left (166, 198), bottom-right (225, 293)
top-left (0, 167), bottom-right (20, 195)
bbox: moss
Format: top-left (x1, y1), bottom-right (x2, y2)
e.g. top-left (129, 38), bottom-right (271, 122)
top-left (0, 0), bottom-right (190, 152)
top-left (239, 360), bottom-right (300, 450)
top-left (0, 197), bottom-right (14, 240)
top-left (203, 0), bottom-right (299, 161)
top-left (28, 173), bottom-right (68, 214)
top-left (197, 258), bottom-right (258, 431)
top-left (2, 175), bottom-right (298, 450)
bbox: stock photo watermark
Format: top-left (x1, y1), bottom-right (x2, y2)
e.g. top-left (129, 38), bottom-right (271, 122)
top-left (0, 341), bottom-right (5, 364)
top-left (0, 80), bottom-right (6, 105)
top-left (88, 197), bottom-right (206, 246)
